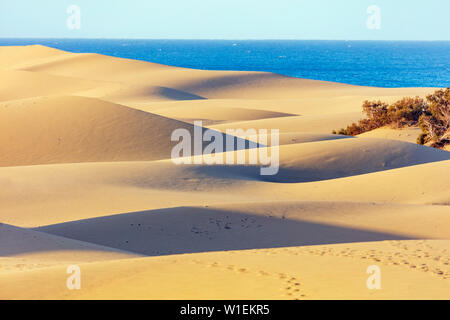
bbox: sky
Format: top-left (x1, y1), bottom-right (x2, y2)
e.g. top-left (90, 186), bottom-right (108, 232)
top-left (0, 0), bottom-right (449, 40)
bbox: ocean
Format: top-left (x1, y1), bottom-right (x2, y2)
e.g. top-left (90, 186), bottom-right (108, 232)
top-left (1, 39), bottom-right (449, 88)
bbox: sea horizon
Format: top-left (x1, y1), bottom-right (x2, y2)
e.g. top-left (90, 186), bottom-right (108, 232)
top-left (2, 38), bottom-right (449, 88)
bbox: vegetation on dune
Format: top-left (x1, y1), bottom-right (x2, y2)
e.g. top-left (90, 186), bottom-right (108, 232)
top-left (418, 88), bottom-right (450, 148)
top-left (332, 88), bottom-right (450, 149)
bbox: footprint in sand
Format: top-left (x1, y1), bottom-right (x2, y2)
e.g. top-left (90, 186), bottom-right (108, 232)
top-left (189, 258), bottom-right (307, 299)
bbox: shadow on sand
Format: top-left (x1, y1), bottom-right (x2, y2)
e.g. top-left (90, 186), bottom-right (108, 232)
top-left (28, 206), bottom-right (413, 257)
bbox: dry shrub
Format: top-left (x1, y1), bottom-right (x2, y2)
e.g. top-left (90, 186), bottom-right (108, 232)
top-left (333, 88), bottom-right (450, 149)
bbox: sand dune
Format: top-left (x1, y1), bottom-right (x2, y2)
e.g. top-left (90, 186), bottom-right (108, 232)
top-left (1, 240), bottom-right (448, 299)
top-left (17, 52), bottom-right (351, 99)
top-left (33, 201), bottom-right (450, 257)
top-left (0, 45), bottom-right (68, 70)
top-left (18, 51), bottom-right (179, 80)
top-left (7, 45), bottom-right (436, 102)
top-left (82, 84), bottom-right (209, 104)
top-left (140, 100), bottom-right (296, 125)
top-left (359, 127), bottom-right (423, 144)
top-left (0, 70), bottom-right (101, 102)
top-left (210, 113), bottom-right (366, 134)
top-left (267, 137), bottom-right (450, 182)
top-left (1, 159), bottom-right (449, 229)
top-left (0, 95), bottom-right (251, 167)
top-left (0, 95), bottom-right (195, 166)
top-left (0, 45), bottom-right (448, 300)
top-left (172, 137), bottom-right (450, 183)
top-left (0, 223), bottom-right (138, 266)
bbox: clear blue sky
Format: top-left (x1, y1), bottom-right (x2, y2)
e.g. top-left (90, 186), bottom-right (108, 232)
top-left (0, 0), bottom-right (449, 40)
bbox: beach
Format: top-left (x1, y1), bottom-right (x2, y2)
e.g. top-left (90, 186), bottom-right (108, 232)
top-left (0, 44), bottom-right (449, 299)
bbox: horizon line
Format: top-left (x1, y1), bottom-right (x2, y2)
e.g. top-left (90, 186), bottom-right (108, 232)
top-left (1, 37), bottom-right (450, 42)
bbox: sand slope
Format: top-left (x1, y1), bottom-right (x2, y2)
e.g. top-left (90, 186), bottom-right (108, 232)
top-left (0, 45), bottom-right (68, 70)
top-left (0, 223), bottom-right (138, 270)
top-left (0, 45), bottom-right (448, 300)
top-left (0, 95), bottom-right (252, 167)
top-left (0, 95), bottom-right (196, 166)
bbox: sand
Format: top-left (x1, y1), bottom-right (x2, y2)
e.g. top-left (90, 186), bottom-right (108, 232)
top-left (0, 45), bottom-right (448, 300)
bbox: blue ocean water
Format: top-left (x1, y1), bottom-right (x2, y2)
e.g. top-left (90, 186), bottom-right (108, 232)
top-left (1, 39), bottom-right (449, 88)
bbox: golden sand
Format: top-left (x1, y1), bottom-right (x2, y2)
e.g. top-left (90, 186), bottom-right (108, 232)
top-left (0, 45), bottom-right (448, 299)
